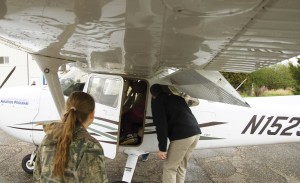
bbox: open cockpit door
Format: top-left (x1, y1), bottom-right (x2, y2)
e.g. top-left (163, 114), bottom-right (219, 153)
top-left (84, 74), bottom-right (124, 159)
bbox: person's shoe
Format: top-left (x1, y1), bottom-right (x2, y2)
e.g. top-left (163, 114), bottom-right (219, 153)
top-left (120, 134), bottom-right (138, 145)
top-left (142, 153), bottom-right (150, 161)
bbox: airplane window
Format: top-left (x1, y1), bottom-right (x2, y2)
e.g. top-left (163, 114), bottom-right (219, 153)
top-left (88, 77), bottom-right (106, 103)
top-left (0, 56), bottom-right (9, 64)
top-left (88, 76), bottom-right (121, 108)
top-left (59, 67), bottom-right (88, 96)
top-left (101, 79), bottom-right (121, 108)
top-left (168, 86), bottom-right (199, 107)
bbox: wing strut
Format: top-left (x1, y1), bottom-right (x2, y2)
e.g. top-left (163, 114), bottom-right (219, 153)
top-left (32, 54), bottom-right (70, 114)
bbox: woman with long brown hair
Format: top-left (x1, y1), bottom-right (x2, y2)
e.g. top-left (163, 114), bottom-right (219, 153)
top-left (34, 91), bottom-right (108, 182)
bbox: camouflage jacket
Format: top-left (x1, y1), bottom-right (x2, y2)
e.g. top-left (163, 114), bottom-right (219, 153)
top-left (33, 124), bottom-right (108, 183)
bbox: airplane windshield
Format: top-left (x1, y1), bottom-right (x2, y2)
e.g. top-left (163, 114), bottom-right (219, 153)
top-left (59, 67), bottom-right (88, 96)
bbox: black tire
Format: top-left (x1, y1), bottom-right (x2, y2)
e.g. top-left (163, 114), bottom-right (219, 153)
top-left (21, 154), bottom-right (35, 174)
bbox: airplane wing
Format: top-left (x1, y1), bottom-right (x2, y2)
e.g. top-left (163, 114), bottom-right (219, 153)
top-left (0, 0), bottom-right (299, 106)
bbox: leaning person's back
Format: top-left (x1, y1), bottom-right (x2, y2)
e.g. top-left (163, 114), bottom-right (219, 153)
top-left (163, 93), bottom-right (201, 141)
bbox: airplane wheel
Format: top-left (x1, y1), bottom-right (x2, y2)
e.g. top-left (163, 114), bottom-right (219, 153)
top-left (22, 154), bottom-right (35, 174)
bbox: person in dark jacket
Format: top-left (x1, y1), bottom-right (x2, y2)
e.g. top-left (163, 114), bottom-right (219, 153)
top-left (150, 84), bottom-right (201, 183)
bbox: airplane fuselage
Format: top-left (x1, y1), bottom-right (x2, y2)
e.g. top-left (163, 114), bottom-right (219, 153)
top-left (0, 81), bottom-right (299, 159)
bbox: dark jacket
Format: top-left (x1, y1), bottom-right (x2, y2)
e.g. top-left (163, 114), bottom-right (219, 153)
top-left (151, 92), bottom-right (201, 151)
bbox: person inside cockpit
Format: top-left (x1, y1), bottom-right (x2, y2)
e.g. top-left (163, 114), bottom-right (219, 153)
top-left (120, 80), bottom-right (147, 145)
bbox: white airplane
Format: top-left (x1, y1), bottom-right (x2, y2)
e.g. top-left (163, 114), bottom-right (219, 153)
top-left (0, 0), bottom-right (300, 182)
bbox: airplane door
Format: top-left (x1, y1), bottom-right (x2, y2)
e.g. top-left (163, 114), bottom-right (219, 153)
top-left (84, 74), bottom-right (123, 159)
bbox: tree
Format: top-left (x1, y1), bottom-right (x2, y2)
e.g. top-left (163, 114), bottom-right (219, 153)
top-left (250, 64), bottom-right (295, 90)
top-left (223, 63), bottom-right (297, 96)
top-left (221, 72), bottom-right (252, 94)
top-left (289, 58), bottom-right (300, 94)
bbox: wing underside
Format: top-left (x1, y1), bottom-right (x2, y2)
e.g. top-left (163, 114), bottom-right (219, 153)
top-left (0, 0), bottom-right (299, 77)
top-left (203, 0), bottom-right (300, 73)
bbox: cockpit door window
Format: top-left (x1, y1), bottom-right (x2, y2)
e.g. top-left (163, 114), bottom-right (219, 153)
top-left (85, 74), bottom-right (123, 159)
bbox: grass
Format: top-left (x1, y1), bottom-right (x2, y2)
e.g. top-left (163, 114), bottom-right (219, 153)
top-left (240, 88), bottom-right (294, 97)
top-left (263, 89), bottom-right (293, 96)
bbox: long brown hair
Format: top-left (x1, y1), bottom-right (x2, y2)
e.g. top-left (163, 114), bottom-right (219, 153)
top-left (53, 91), bottom-right (95, 177)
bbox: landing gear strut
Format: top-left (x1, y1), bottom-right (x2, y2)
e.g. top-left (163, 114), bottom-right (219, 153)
top-left (22, 147), bottom-right (37, 174)
top-left (122, 149), bottom-right (148, 183)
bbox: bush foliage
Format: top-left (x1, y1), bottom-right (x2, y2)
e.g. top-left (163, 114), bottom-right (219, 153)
top-left (250, 64), bottom-right (295, 90)
top-left (222, 59), bottom-right (300, 96)
top-left (289, 59), bottom-right (300, 94)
